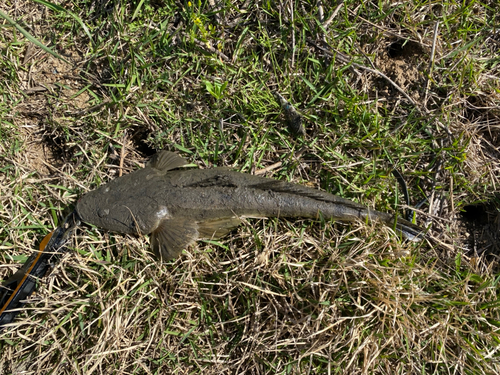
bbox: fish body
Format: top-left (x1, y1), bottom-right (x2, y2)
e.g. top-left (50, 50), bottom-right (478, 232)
top-left (77, 151), bottom-right (423, 261)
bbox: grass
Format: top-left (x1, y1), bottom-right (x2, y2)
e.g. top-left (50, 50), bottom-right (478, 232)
top-left (1, 0), bottom-right (500, 373)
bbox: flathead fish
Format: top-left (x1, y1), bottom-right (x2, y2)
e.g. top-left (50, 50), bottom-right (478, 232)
top-left (76, 151), bottom-right (423, 261)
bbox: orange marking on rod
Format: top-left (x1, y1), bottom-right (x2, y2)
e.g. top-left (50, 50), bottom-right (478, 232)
top-left (0, 231), bottom-right (54, 316)
top-left (39, 231), bottom-right (54, 251)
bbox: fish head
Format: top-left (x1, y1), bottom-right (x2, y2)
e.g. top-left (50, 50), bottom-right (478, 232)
top-left (76, 171), bottom-right (156, 235)
top-left (77, 187), bottom-right (130, 234)
top-left (76, 151), bottom-right (190, 235)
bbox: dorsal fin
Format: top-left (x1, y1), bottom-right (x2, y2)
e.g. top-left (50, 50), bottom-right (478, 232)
top-left (147, 151), bottom-right (189, 172)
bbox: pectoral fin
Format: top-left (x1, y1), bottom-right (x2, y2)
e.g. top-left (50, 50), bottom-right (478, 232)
top-left (151, 218), bottom-right (199, 261)
top-left (148, 151), bottom-right (189, 172)
top-left (197, 217), bottom-right (242, 239)
top-left (150, 217), bottom-right (241, 261)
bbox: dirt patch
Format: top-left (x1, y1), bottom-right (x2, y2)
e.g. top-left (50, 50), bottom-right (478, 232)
top-left (18, 45), bottom-right (89, 110)
top-left (373, 39), bottom-right (427, 101)
top-left (16, 128), bottom-right (56, 175)
top-left (13, 45), bottom-right (89, 174)
top-left (359, 36), bottom-right (427, 102)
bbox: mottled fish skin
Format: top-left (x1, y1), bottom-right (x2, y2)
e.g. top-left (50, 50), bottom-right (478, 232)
top-left (76, 151), bottom-right (423, 261)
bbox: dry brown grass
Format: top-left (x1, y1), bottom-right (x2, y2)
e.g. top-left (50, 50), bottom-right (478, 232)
top-left (1, 0), bottom-right (500, 374)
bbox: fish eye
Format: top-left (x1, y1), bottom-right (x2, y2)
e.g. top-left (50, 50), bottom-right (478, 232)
top-left (98, 208), bottom-right (110, 218)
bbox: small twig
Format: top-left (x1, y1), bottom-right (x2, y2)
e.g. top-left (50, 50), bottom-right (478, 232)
top-left (317, 1), bottom-right (325, 43)
top-left (22, 85), bottom-right (50, 94)
top-left (426, 234), bottom-right (456, 252)
top-left (358, 48), bottom-right (378, 71)
top-left (352, 62), bottom-right (418, 108)
top-left (254, 148), bottom-right (307, 175)
top-left (399, 205), bottom-right (453, 223)
top-left (424, 21), bottom-right (440, 107)
top-left (318, 2), bottom-right (343, 44)
top-left (254, 161), bottom-right (283, 175)
top-left (317, 1), bottom-right (324, 23)
top-left (322, 2), bottom-right (344, 29)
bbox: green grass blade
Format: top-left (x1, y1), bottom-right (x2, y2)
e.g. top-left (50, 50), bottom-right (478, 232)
top-left (31, 0), bottom-right (93, 44)
top-left (0, 9), bottom-right (69, 63)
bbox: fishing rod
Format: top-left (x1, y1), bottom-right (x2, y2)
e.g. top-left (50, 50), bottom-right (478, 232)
top-left (0, 211), bottom-right (80, 330)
